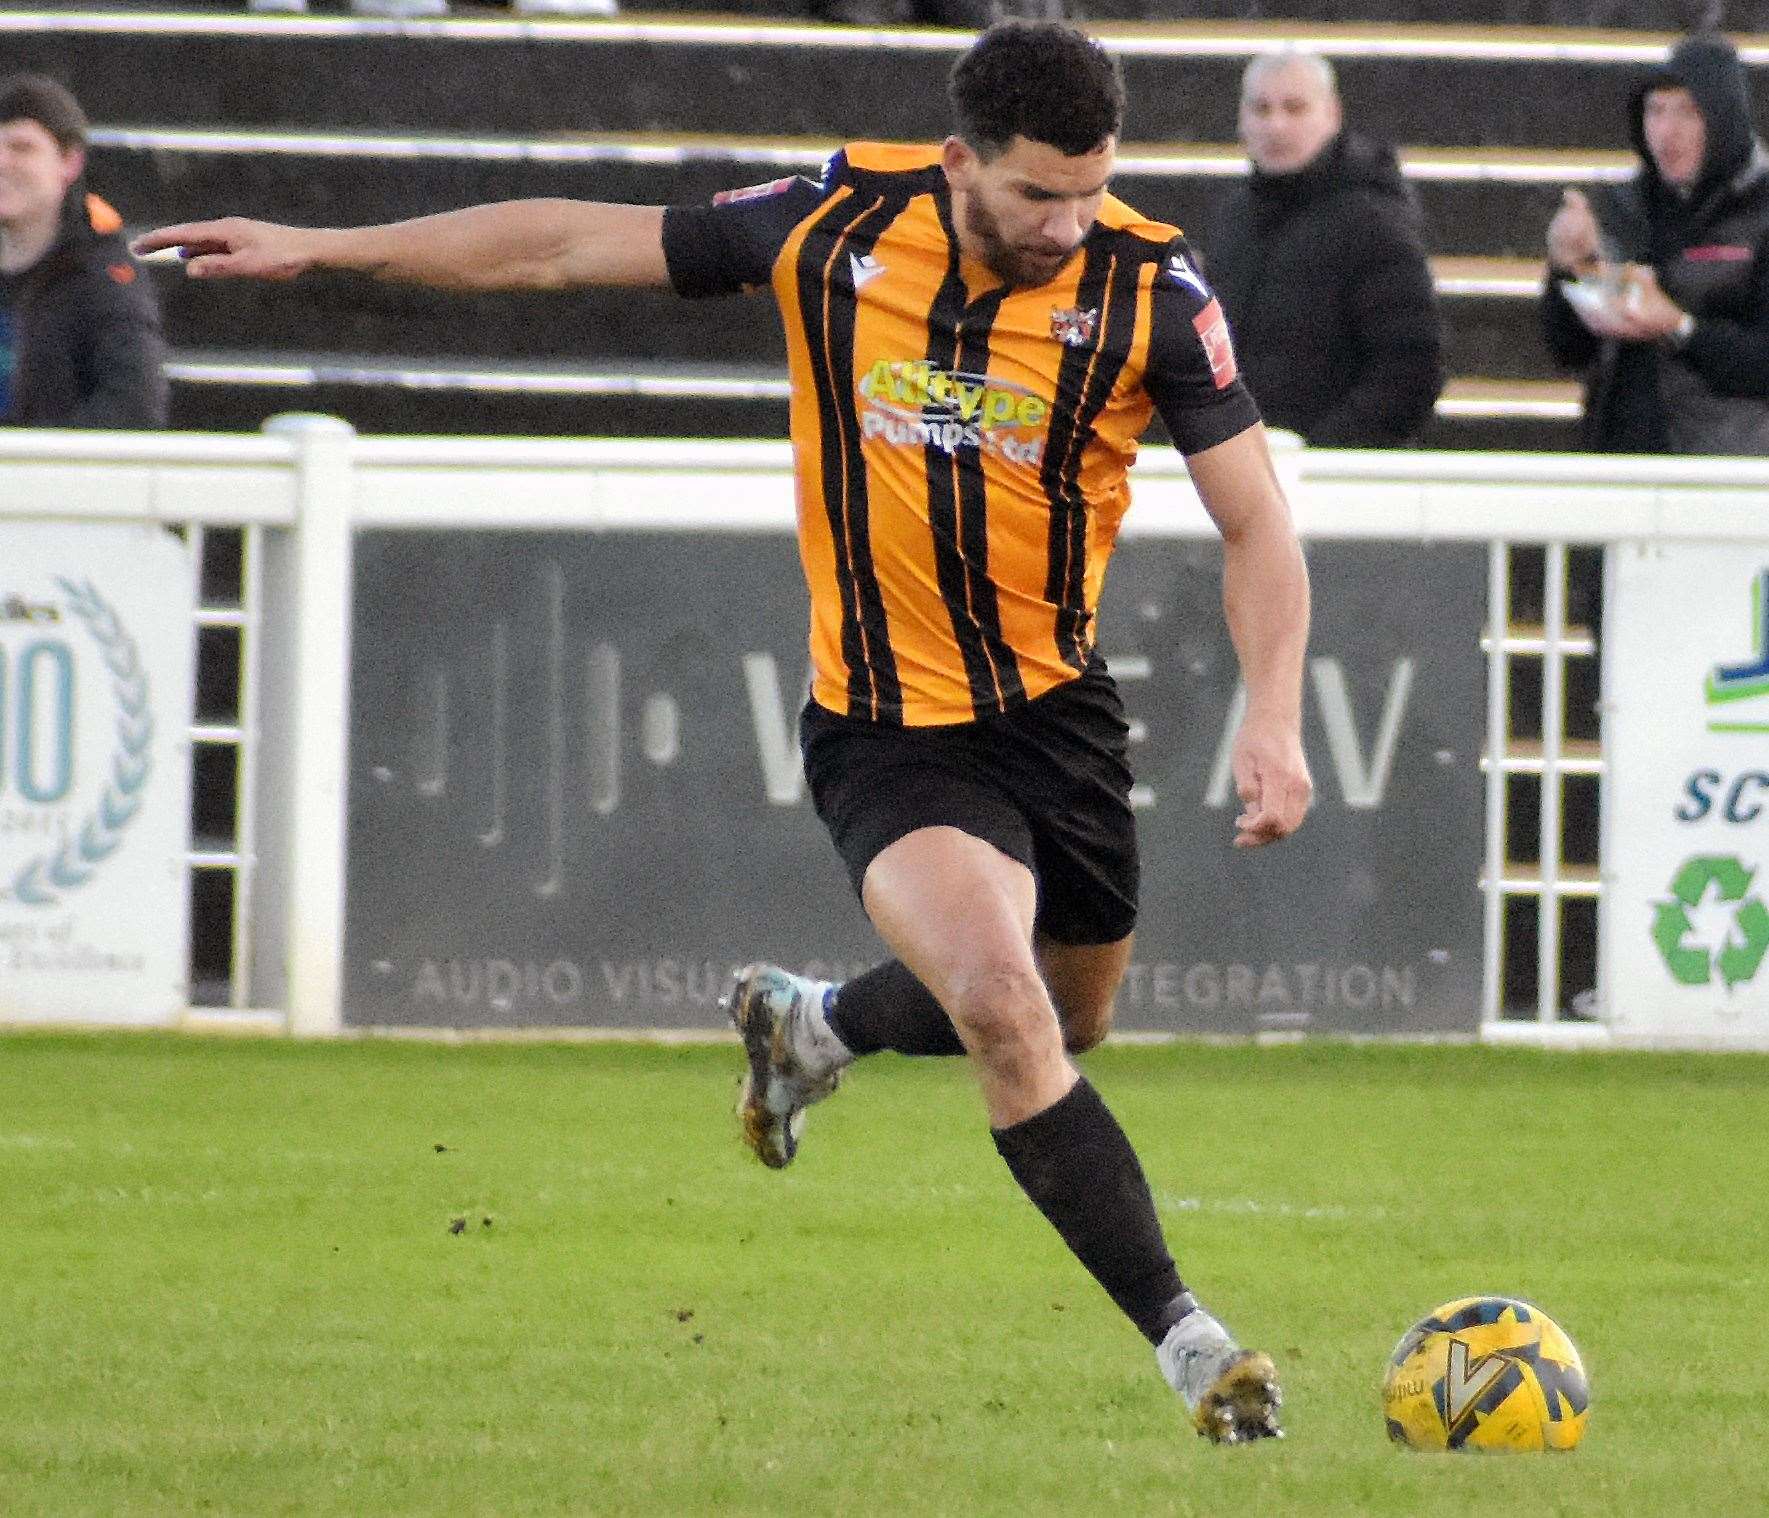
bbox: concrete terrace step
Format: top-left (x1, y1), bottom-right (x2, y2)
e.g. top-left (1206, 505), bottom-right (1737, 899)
top-left (90, 124), bottom-right (1643, 181)
top-left (1440, 376), bottom-right (1582, 417)
top-left (101, 124), bottom-right (1572, 377)
top-left (93, 125), bottom-right (1612, 265)
top-left (131, 248), bottom-right (1567, 379)
top-left (11, 11), bottom-right (1769, 145)
top-left (1434, 256), bottom-right (1545, 296)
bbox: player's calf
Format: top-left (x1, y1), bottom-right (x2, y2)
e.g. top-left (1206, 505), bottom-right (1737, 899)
top-left (1058, 998), bottom-right (1114, 1053)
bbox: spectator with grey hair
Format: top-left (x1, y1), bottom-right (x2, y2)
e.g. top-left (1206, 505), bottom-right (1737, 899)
top-left (0, 74), bottom-right (166, 427)
top-left (1204, 49), bottom-right (1443, 447)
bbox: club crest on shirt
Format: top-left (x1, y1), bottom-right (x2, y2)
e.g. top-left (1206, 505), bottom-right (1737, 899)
top-left (1192, 298), bottom-right (1237, 388)
top-left (1049, 305), bottom-right (1098, 348)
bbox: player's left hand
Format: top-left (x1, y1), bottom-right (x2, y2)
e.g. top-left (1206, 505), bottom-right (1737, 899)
top-left (1231, 715), bottom-right (1312, 848)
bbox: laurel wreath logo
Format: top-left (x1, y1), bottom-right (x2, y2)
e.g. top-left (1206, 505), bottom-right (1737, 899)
top-left (4, 579), bottom-right (153, 908)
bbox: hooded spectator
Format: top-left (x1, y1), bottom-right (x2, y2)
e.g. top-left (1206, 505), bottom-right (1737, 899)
top-left (1541, 33), bottom-right (1769, 454)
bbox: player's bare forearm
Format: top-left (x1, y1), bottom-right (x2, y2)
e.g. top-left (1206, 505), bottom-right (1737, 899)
top-left (1221, 507), bottom-right (1309, 724)
top-left (1189, 426), bottom-right (1310, 716)
top-left (132, 201), bottom-right (670, 291)
top-left (1187, 425), bottom-right (1313, 844)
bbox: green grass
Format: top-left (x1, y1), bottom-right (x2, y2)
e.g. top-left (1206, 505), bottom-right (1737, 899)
top-left (2, 1034), bottom-right (1767, 1516)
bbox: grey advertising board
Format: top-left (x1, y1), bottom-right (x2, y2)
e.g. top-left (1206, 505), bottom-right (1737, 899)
top-left (343, 530), bottom-right (1484, 1034)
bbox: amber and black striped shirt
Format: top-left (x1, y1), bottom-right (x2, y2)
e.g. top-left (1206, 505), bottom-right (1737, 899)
top-left (662, 143), bottom-right (1261, 727)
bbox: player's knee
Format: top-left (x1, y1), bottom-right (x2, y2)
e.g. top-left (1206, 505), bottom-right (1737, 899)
top-left (949, 965), bottom-right (1060, 1076)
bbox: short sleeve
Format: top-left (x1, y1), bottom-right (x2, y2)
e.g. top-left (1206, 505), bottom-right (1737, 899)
top-left (1142, 239), bottom-right (1262, 455)
top-left (661, 170), bottom-right (831, 298)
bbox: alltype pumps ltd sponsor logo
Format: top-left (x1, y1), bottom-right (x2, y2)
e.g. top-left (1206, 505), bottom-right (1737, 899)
top-left (858, 359), bottom-right (1050, 465)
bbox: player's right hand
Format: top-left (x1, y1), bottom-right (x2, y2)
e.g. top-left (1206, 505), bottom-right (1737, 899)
top-left (130, 218), bottom-right (320, 281)
top-left (1546, 189), bottom-right (1601, 276)
top-left (1229, 714), bottom-right (1312, 849)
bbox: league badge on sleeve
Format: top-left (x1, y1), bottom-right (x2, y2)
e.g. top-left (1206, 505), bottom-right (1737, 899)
top-left (713, 177), bottom-right (798, 206)
top-left (1192, 299), bottom-right (1238, 388)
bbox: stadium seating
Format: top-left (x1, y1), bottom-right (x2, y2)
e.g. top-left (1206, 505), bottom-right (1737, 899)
top-left (14, 13), bottom-right (1768, 448)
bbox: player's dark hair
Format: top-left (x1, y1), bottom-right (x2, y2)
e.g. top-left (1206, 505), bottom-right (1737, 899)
top-left (949, 22), bottom-right (1125, 160)
top-left (0, 74), bottom-right (88, 149)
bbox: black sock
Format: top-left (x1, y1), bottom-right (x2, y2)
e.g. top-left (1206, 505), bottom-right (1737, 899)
top-left (992, 1078), bottom-right (1192, 1345)
top-left (826, 959), bottom-right (967, 1056)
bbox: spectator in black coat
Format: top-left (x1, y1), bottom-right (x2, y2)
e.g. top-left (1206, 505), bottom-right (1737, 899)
top-left (0, 74), bottom-right (167, 428)
top-left (1541, 33), bottom-right (1769, 455)
top-left (1204, 50), bottom-right (1444, 447)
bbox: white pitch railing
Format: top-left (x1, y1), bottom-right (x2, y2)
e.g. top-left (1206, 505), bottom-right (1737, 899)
top-left (4, 421), bottom-right (1766, 1041)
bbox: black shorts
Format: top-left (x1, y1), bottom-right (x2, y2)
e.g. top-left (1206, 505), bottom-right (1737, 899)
top-left (799, 661), bottom-right (1139, 945)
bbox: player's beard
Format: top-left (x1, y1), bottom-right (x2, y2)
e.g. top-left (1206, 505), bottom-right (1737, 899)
top-left (963, 191), bottom-right (1081, 288)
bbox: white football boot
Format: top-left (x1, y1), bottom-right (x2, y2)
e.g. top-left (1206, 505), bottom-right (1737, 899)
top-left (1155, 1297), bottom-right (1284, 1445)
top-left (726, 963), bottom-right (851, 1169)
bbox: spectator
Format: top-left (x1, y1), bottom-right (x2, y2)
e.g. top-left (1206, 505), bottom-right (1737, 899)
top-left (1542, 33), bottom-right (1769, 454)
top-left (1204, 48), bottom-right (1444, 447)
top-left (0, 75), bottom-right (166, 428)
top-left (1209, 47), bottom-right (1443, 445)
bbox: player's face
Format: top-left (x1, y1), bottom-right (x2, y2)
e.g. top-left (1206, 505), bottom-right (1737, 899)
top-left (0, 118), bottom-right (82, 231)
top-left (944, 134), bottom-right (1114, 288)
top-left (1238, 62), bottom-right (1342, 176)
top-left (1643, 86), bottom-right (1707, 189)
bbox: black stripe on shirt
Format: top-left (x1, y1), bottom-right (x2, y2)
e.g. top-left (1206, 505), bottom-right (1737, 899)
top-left (797, 193), bottom-right (908, 723)
top-left (1055, 251), bottom-right (1144, 667)
top-left (925, 194), bottom-right (1026, 718)
top-left (1041, 243), bottom-right (1120, 672)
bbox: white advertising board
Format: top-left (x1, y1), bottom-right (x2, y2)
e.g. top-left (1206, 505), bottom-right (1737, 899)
top-left (1603, 542), bottom-right (1769, 1046)
top-left (0, 522), bottom-right (194, 1023)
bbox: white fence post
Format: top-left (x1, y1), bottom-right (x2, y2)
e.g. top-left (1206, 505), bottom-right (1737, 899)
top-left (249, 414), bottom-right (356, 1035)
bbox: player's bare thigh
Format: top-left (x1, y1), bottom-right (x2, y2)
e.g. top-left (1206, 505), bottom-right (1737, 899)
top-left (860, 825), bottom-right (1071, 1124)
top-left (1037, 931), bottom-right (1133, 1053)
top-left (860, 825), bottom-right (1039, 1008)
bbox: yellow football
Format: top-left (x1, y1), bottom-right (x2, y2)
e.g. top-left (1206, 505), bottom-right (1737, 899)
top-left (1382, 1296), bottom-right (1590, 1452)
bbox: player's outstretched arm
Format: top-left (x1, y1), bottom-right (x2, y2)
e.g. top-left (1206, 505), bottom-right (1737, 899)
top-left (130, 200), bottom-right (669, 291)
top-left (1186, 423), bottom-right (1314, 849)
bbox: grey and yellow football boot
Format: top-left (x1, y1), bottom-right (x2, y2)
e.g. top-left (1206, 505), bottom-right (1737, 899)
top-left (1155, 1297), bottom-right (1285, 1445)
top-left (725, 963), bottom-right (850, 1169)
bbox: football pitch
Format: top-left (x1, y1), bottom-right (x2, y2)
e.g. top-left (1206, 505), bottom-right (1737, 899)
top-left (3, 1033), bottom-right (1766, 1517)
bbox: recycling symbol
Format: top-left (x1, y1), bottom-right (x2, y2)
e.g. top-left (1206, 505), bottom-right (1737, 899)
top-left (1652, 856), bottom-right (1769, 991)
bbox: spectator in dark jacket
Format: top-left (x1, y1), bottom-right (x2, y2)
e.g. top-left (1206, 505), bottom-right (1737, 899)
top-left (1541, 34), bottom-right (1769, 455)
top-left (1204, 49), bottom-right (1444, 447)
top-left (0, 74), bottom-right (166, 428)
